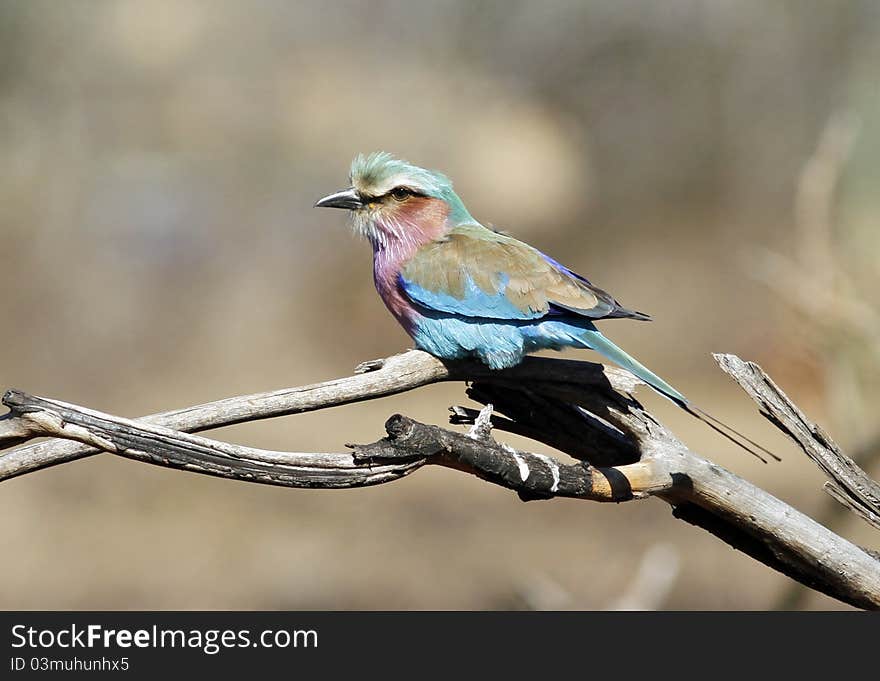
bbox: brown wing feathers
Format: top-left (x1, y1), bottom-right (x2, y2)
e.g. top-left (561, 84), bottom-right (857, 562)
top-left (404, 227), bottom-right (651, 322)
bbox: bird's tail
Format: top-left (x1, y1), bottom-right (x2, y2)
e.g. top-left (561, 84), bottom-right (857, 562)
top-left (577, 328), bottom-right (780, 464)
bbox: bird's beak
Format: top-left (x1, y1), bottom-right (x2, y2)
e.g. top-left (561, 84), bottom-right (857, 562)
top-left (314, 187), bottom-right (363, 210)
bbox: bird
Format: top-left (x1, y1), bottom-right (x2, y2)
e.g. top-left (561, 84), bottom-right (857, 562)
top-left (315, 152), bottom-right (779, 462)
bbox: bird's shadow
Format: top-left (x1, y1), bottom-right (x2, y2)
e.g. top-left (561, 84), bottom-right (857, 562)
top-left (442, 354), bottom-right (647, 468)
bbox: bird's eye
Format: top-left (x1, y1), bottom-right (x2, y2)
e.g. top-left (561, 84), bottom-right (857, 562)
top-left (390, 187), bottom-right (412, 201)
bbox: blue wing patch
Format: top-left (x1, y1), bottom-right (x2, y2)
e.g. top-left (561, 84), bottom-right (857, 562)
top-left (398, 272), bottom-right (546, 320)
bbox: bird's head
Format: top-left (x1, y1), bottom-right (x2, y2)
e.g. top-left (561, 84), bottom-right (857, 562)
top-left (315, 152), bottom-right (474, 248)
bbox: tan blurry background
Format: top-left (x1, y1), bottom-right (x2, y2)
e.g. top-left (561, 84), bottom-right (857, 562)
top-left (1, 0), bottom-right (879, 610)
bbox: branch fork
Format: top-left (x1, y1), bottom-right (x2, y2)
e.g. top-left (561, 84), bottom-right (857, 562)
top-left (1, 350), bottom-right (878, 609)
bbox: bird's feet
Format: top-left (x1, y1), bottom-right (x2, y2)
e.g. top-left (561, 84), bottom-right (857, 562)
top-left (354, 357), bottom-right (386, 374)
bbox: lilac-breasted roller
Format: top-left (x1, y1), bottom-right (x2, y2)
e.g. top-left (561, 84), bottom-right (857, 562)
top-left (316, 152), bottom-right (778, 462)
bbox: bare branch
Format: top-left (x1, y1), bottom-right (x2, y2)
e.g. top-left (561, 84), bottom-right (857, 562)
top-left (0, 389), bottom-right (669, 503)
top-left (0, 351), bottom-right (634, 481)
top-left (716, 353), bottom-right (880, 531)
top-left (2, 390), bottom-right (423, 489)
top-left (2, 351), bottom-right (879, 609)
top-left (354, 414), bottom-right (672, 502)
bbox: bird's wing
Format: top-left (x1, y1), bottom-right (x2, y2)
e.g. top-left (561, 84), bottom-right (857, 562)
top-left (399, 225), bottom-right (649, 321)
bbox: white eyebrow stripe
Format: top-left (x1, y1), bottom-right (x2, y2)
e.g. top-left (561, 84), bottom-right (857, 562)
top-left (369, 174), bottom-right (412, 195)
top-left (357, 173), bottom-right (441, 198)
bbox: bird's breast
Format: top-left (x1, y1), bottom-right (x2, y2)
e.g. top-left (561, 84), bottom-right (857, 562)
top-left (372, 249), bottom-right (419, 334)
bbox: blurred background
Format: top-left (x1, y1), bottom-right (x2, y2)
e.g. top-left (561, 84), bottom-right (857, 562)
top-left (1, 0), bottom-right (878, 610)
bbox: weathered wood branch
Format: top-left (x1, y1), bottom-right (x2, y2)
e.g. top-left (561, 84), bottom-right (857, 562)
top-left (354, 412), bottom-right (672, 502)
top-left (716, 353), bottom-right (880, 531)
top-left (454, 375), bottom-right (880, 608)
top-left (0, 392), bottom-right (668, 503)
top-left (1, 390), bottom-right (424, 489)
top-left (0, 351), bottom-right (634, 481)
top-left (1, 350), bottom-right (878, 609)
